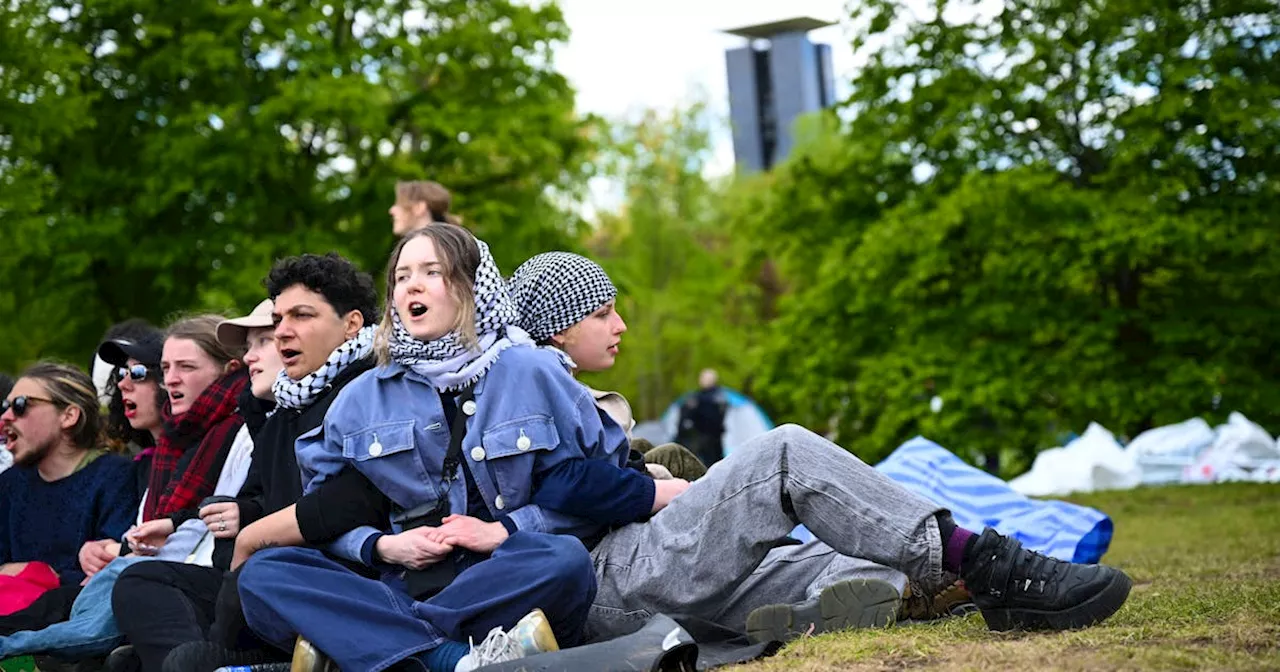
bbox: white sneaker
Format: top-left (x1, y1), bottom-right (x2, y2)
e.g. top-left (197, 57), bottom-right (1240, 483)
top-left (454, 608), bottom-right (560, 671)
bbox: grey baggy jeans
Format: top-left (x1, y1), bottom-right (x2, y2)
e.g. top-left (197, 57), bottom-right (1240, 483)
top-left (587, 424), bottom-right (945, 637)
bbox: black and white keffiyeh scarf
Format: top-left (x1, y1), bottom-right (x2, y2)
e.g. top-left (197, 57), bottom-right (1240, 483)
top-left (507, 252), bottom-right (617, 370)
top-left (508, 252), bottom-right (617, 342)
top-left (273, 326), bottom-right (375, 410)
top-left (389, 238), bottom-right (532, 391)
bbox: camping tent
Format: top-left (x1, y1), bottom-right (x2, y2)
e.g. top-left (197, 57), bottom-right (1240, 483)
top-left (632, 388), bottom-right (774, 459)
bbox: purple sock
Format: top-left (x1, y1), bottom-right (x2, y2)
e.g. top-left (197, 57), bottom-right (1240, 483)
top-left (944, 527), bottom-right (976, 574)
top-left (937, 514), bottom-right (977, 574)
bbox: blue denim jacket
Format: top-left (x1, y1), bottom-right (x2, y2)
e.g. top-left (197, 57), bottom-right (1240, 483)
top-left (295, 344), bottom-right (632, 564)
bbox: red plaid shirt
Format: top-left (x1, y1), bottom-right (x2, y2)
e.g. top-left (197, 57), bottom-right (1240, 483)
top-left (143, 368), bottom-right (248, 521)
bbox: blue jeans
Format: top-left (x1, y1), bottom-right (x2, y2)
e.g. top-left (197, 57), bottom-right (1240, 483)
top-left (239, 532), bottom-right (596, 672)
top-left (0, 556), bottom-right (148, 659)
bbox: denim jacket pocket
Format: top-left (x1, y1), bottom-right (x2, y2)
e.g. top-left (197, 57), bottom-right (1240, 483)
top-left (479, 417), bottom-right (560, 510)
top-left (344, 420), bottom-right (417, 461)
top-left (342, 420), bottom-right (430, 508)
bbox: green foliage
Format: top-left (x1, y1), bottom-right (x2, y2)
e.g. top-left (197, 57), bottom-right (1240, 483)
top-left (0, 0), bottom-right (592, 373)
top-left (581, 103), bottom-right (760, 420)
top-left (730, 0), bottom-right (1280, 467)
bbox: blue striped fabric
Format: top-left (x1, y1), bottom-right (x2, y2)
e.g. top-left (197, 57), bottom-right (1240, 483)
top-left (873, 437), bottom-right (1113, 563)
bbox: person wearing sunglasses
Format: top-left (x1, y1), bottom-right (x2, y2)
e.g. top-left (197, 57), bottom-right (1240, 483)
top-left (0, 362), bottom-right (137, 616)
top-left (0, 374), bottom-right (12, 476)
top-left (0, 310), bottom-right (280, 666)
top-left (114, 255), bottom-right (383, 672)
top-left (59, 328), bottom-right (171, 587)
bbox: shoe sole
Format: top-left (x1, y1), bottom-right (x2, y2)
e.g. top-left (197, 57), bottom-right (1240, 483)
top-left (981, 569), bottom-right (1134, 632)
top-left (746, 578), bottom-right (901, 644)
top-left (519, 608), bottom-right (561, 654)
top-left (291, 637), bottom-right (337, 672)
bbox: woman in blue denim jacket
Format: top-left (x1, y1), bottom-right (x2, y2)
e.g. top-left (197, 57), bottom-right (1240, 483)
top-left (233, 225), bottom-right (679, 672)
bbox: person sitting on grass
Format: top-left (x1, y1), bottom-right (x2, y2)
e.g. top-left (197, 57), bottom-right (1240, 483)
top-left (229, 226), bottom-right (662, 671)
top-left (501, 250), bottom-right (1134, 642)
top-left (0, 364), bottom-right (137, 613)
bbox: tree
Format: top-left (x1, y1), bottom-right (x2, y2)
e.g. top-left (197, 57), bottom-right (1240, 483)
top-left (0, 0), bottom-right (592, 373)
top-left (730, 0), bottom-right (1280, 468)
top-left (582, 103), bottom-right (759, 420)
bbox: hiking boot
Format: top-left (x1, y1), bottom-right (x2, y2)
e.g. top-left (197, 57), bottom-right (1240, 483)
top-left (899, 575), bottom-right (977, 622)
top-left (745, 578), bottom-right (901, 644)
top-left (961, 528), bottom-right (1132, 631)
top-left (456, 608), bottom-right (560, 671)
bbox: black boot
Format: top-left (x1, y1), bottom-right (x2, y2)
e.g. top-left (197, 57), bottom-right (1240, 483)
top-left (961, 528), bottom-right (1132, 631)
top-left (161, 641), bottom-right (283, 672)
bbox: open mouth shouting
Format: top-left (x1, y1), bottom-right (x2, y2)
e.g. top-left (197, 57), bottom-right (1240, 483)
top-left (122, 397), bottom-right (139, 419)
top-left (3, 426), bottom-right (18, 453)
top-left (280, 348), bottom-right (303, 368)
top-left (407, 301), bottom-right (428, 319)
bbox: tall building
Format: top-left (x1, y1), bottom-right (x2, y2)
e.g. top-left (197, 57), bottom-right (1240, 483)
top-left (724, 17), bottom-right (836, 172)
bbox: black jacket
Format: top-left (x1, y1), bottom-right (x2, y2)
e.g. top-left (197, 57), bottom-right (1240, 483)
top-left (211, 356), bottom-right (375, 569)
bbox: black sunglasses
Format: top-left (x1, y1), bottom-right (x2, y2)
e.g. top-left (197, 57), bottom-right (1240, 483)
top-left (114, 364), bottom-right (153, 384)
top-left (1, 395), bottom-right (59, 418)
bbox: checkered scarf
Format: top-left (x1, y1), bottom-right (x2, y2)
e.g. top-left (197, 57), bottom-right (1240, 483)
top-left (273, 327), bottom-right (375, 410)
top-left (508, 252), bottom-right (618, 343)
top-left (144, 367), bottom-right (248, 521)
top-left (389, 238), bottom-right (532, 391)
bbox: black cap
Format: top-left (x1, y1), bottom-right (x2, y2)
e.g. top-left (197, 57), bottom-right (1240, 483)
top-left (97, 330), bottom-right (165, 368)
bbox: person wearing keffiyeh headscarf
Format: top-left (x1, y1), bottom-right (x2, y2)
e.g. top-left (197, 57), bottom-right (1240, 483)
top-left (110, 255), bottom-right (382, 672)
top-left (507, 252), bottom-right (700, 479)
top-left (230, 224), bottom-right (676, 672)
top-left (501, 250), bottom-right (1134, 646)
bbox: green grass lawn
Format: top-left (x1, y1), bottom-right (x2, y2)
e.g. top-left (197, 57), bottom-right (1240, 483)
top-left (731, 482), bottom-right (1280, 671)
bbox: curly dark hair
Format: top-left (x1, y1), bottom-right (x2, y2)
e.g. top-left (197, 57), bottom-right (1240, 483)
top-left (265, 252), bottom-right (378, 326)
top-left (99, 320), bottom-right (165, 450)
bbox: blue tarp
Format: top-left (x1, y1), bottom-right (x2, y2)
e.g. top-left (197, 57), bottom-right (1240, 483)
top-left (875, 437), bottom-right (1113, 563)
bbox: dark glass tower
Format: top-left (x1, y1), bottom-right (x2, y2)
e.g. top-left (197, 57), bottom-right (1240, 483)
top-left (724, 17), bottom-right (836, 172)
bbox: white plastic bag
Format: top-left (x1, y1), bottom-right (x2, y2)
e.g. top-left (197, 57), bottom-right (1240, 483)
top-left (1010, 423), bottom-right (1142, 496)
top-left (1125, 418), bottom-right (1215, 485)
top-left (1183, 412), bottom-right (1280, 484)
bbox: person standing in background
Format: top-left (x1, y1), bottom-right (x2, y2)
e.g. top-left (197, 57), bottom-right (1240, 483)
top-left (677, 368), bottom-right (729, 467)
top-left (388, 180), bottom-right (461, 236)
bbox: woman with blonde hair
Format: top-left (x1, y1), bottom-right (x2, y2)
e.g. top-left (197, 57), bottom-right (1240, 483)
top-left (233, 224), bottom-right (675, 672)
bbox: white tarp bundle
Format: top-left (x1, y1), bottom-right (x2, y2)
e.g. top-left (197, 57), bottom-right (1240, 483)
top-left (1009, 423), bottom-right (1143, 497)
top-left (1182, 412), bottom-right (1280, 484)
top-left (1124, 418), bottom-right (1217, 485)
top-left (1009, 413), bottom-right (1280, 496)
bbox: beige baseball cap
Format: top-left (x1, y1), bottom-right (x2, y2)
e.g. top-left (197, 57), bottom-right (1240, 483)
top-left (216, 299), bottom-right (275, 347)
